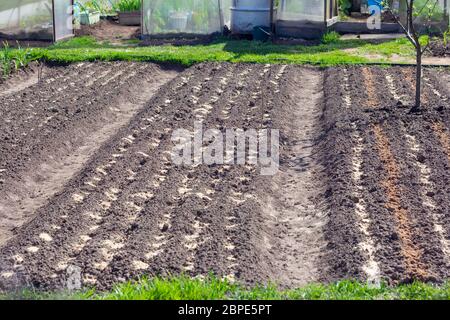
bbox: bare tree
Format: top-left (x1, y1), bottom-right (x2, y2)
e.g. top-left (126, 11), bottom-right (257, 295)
top-left (383, 0), bottom-right (442, 110)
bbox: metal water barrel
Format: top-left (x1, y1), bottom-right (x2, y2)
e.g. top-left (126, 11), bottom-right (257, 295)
top-left (230, 0), bottom-right (271, 34)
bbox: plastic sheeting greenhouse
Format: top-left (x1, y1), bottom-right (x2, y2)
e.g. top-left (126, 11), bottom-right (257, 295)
top-left (142, 0), bottom-right (225, 37)
top-left (406, 0), bottom-right (449, 27)
top-left (0, 0), bottom-right (74, 41)
top-left (276, 0), bottom-right (339, 39)
top-left (377, 1), bottom-right (449, 33)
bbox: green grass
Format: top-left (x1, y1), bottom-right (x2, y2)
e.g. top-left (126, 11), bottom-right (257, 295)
top-left (2, 275), bottom-right (450, 300)
top-left (357, 38), bottom-right (415, 57)
top-left (1, 42), bottom-right (33, 79)
top-left (0, 42), bottom-right (13, 79)
top-left (321, 31), bottom-right (341, 44)
top-left (116, 0), bottom-right (141, 12)
top-left (5, 35), bottom-right (422, 68)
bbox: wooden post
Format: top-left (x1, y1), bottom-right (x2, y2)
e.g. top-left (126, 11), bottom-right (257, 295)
top-left (52, 0), bottom-right (55, 41)
top-left (445, 0), bottom-right (449, 26)
top-left (140, 0), bottom-right (143, 38)
top-left (270, 0), bottom-right (274, 35)
top-left (218, 0), bottom-right (224, 33)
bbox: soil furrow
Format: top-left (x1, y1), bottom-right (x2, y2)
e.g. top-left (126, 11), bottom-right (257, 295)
top-left (384, 119), bottom-right (446, 281)
top-left (361, 124), bottom-right (407, 283)
top-left (90, 65), bottom-right (230, 287)
top-left (75, 64), bottom-right (237, 287)
top-left (372, 124), bottom-right (429, 281)
top-left (350, 123), bottom-right (381, 284)
top-left (404, 132), bottom-right (450, 270)
top-left (318, 68), bottom-right (366, 282)
top-left (260, 66), bottom-right (327, 287)
top-left (184, 65), bottom-right (259, 280)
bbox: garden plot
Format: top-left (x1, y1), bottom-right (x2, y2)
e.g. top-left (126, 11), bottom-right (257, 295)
top-left (321, 66), bottom-right (450, 284)
top-left (0, 62), bottom-right (328, 290)
top-left (0, 62), bottom-right (181, 247)
top-left (0, 63), bottom-right (450, 291)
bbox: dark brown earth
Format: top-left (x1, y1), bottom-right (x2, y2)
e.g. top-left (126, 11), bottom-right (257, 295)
top-left (321, 66), bottom-right (450, 284)
top-left (0, 63), bottom-right (450, 291)
top-left (0, 62), bottom-right (181, 247)
top-left (0, 62), bottom-right (41, 91)
top-left (428, 39), bottom-right (450, 57)
top-left (73, 19), bottom-right (216, 46)
top-left (75, 20), bottom-right (140, 42)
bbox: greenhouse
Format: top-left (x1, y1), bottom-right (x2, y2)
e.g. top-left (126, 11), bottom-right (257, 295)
top-left (402, 0), bottom-right (449, 31)
top-left (141, 0), bottom-right (338, 38)
top-left (1, 0), bottom-right (448, 41)
top-left (0, 0), bottom-right (74, 41)
top-left (142, 0), bottom-right (227, 37)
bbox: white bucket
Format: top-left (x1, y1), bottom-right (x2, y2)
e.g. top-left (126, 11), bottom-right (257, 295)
top-left (169, 12), bottom-right (189, 31)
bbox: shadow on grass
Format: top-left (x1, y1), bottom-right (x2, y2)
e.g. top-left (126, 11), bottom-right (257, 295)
top-left (220, 39), bottom-right (371, 56)
top-left (50, 35), bottom-right (376, 53)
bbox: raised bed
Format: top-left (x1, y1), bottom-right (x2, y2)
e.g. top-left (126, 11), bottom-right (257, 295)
top-left (118, 11), bottom-right (141, 26)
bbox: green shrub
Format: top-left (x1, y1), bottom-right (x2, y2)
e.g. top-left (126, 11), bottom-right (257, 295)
top-left (322, 31), bottom-right (341, 44)
top-left (116, 0), bottom-right (141, 12)
top-left (339, 0), bottom-right (353, 16)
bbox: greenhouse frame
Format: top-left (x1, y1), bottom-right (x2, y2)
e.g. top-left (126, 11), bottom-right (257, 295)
top-left (276, 0), bottom-right (339, 39)
top-left (140, 0), bottom-right (449, 40)
top-left (141, 0), bottom-right (228, 37)
top-left (140, 0), bottom-right (340, 39)
top-left (0, 0), bottom-right (74, 41)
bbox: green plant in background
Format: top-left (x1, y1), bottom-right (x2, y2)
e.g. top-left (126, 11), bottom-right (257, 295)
top-left (76, 0), bottom-right (118, 14)
top-left (339, 0), bottom-right (353, 16)
top-left (0, 42), bottom-right (12, 79)
top-left (0, 42), bottom-right (32, 79)
top-left (117, 0), bottom-right (141, 12)
top-left (12, 43), bottom-right (32, 71)
top-left (413, 0), bottom-right (445, 22)
top-left (444, 28), bottom-right (450, 46)
top-left (76, 1), bottom-right (96, 13)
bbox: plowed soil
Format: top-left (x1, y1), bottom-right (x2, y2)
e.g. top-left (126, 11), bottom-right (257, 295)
top-left (322, 66), bottom-right (450, 284)
top-left (1, 62), bottom-right (450, 291)
top-left (0, 62), bottom-right (181, 249)
top-left (428, 40), bottom-right (450, 57)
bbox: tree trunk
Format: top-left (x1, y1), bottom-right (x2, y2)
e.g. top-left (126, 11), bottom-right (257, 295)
top-left (415, 46), bottom-right (422, 109)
